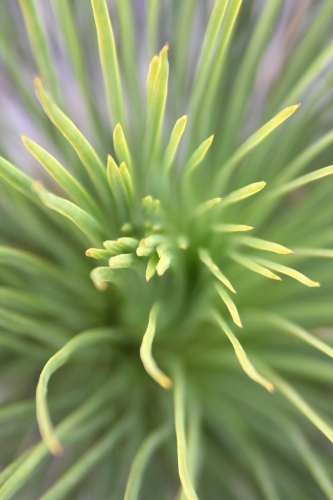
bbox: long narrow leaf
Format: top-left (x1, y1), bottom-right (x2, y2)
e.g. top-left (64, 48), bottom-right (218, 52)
top-left (163, 115), bottom-right (188, 173)
top-left (22, 136), bottom-right (100, 217)
top-left (33, 77), bottom-right (111, 205)
top-left (140, 303), bottom-right (172, 389)
top-left (183, 135), bottom-right (214, 176)
top-left (40, 419), bottom-right (130, 500)
top-left (258, 363), bottom-right (333, 443)
top-left (124, 425), bottom-right (170, 500)
top-left (91, 0), bottom-right (125, 127)
top-left (252, 256), bottom-right (320, 287)
top-left (215, 284), bottom-right (242, 328)
top-left (212, 311), bottom-right (274, 392)
top-left (0, 156), bottom-right (36, 201)
top-left (36, 328), bottom-right (119, 455)
top-left (214, 104), bottom-right (300, 192)
top-left (173, 363), bottom-right (200, 500)
top-left (147, 44), bottom-right (169, 153)
top-left (235, 236), bottom-right (292, 254)
top-left (19, 0), bottom-right (61, 101)
top-left (229, 252), bottom-right (282, 281)
top-left (33, 183), bottom-right (105, 245)
top-left (267, 165), bottom-right (333, 199)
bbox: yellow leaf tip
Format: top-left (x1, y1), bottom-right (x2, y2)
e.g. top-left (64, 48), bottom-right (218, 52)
top-left (146, 271), bottom-right (154, 282)
top-left (160, 376), bottom-right (172, 389)
top-left (33, 76), bottom-right (42, 87)
top-left (160, 43), bottom-right (169, 55)
top-left (285, 248), bottom-right (294, 254)
top-left (50, 441), bottom-right (64, 457)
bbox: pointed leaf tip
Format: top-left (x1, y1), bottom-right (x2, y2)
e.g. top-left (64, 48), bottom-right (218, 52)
top-left (221, 181), bottom-right (267, 206)
top-left (287, 103), bottom-right (301, 114)
top-left (183, 134), bottom-right (215, 176)
top-left (253, 257), bottom-right (321, 287)
top-left (237, 236), bottom-right (293, 255)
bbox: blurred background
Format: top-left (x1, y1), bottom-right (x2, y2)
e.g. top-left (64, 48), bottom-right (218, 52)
top-left (1, 0), bottom-right (333, 179)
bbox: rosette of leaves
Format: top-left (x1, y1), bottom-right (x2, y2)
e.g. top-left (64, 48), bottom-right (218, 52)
top-left (1, 0), bottom-right (333, 498)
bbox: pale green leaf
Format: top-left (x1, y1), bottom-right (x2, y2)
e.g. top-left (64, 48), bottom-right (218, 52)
top-left (124, 425), bottom-right (170, 500)
top-left (229, 252), bottom-right (282, 281)
top-left (213, 224), bottom-right (253, 233)
top-left (113, 124), bottom-right (133, 173)
top-left (212, 311), bottom-right (274, 392)
top-left (221, 181), bottom-right (266, 206)
top-left (199, 248), bottom-right (236, 293)
top-left (183, 135), bottom-right (214, 176)
top-left (33, 77), bottom-right (110, 206)
top-left (146, 253), bottom-right (159, 281)
top-left (163, 115), bottom-right (188, 173)
top-left (215, 283), bottom-right (242, 328)
top-left (215, 104), bottom-right (300, 192)
top-left (36, 328), bottom-right (119, 454)
top-left (19, 0), bottom-right (61, 102)
top-left (109, 253), bottom-right (135, 269)
top-left (252, 257), bottom-right (320, 287)
top-left (33, 183), bottom-right (105, 245)
top-left (257, 363), bottom-right (333, 442)
top-left (22, 135), bottom-right (100, 217)
top-left (140, 303), bottom-right (172, 389)
top-left (173, 362), bottom-right (200, 500)
top-left (91, 0), bottom-right (125, 126)
top-left (267, 165), bottom-right (333, 200)
top-left (90, 266), bottom-right (116, 290)
top-left (235, 236), bottom-right (293, 254)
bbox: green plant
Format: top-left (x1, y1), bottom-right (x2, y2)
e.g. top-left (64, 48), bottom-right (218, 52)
top-left (1, 0), bottom-right (333, 498)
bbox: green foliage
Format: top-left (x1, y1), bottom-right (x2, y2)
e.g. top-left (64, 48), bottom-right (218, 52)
top-left (0, 0), bottom-right (333, 498)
